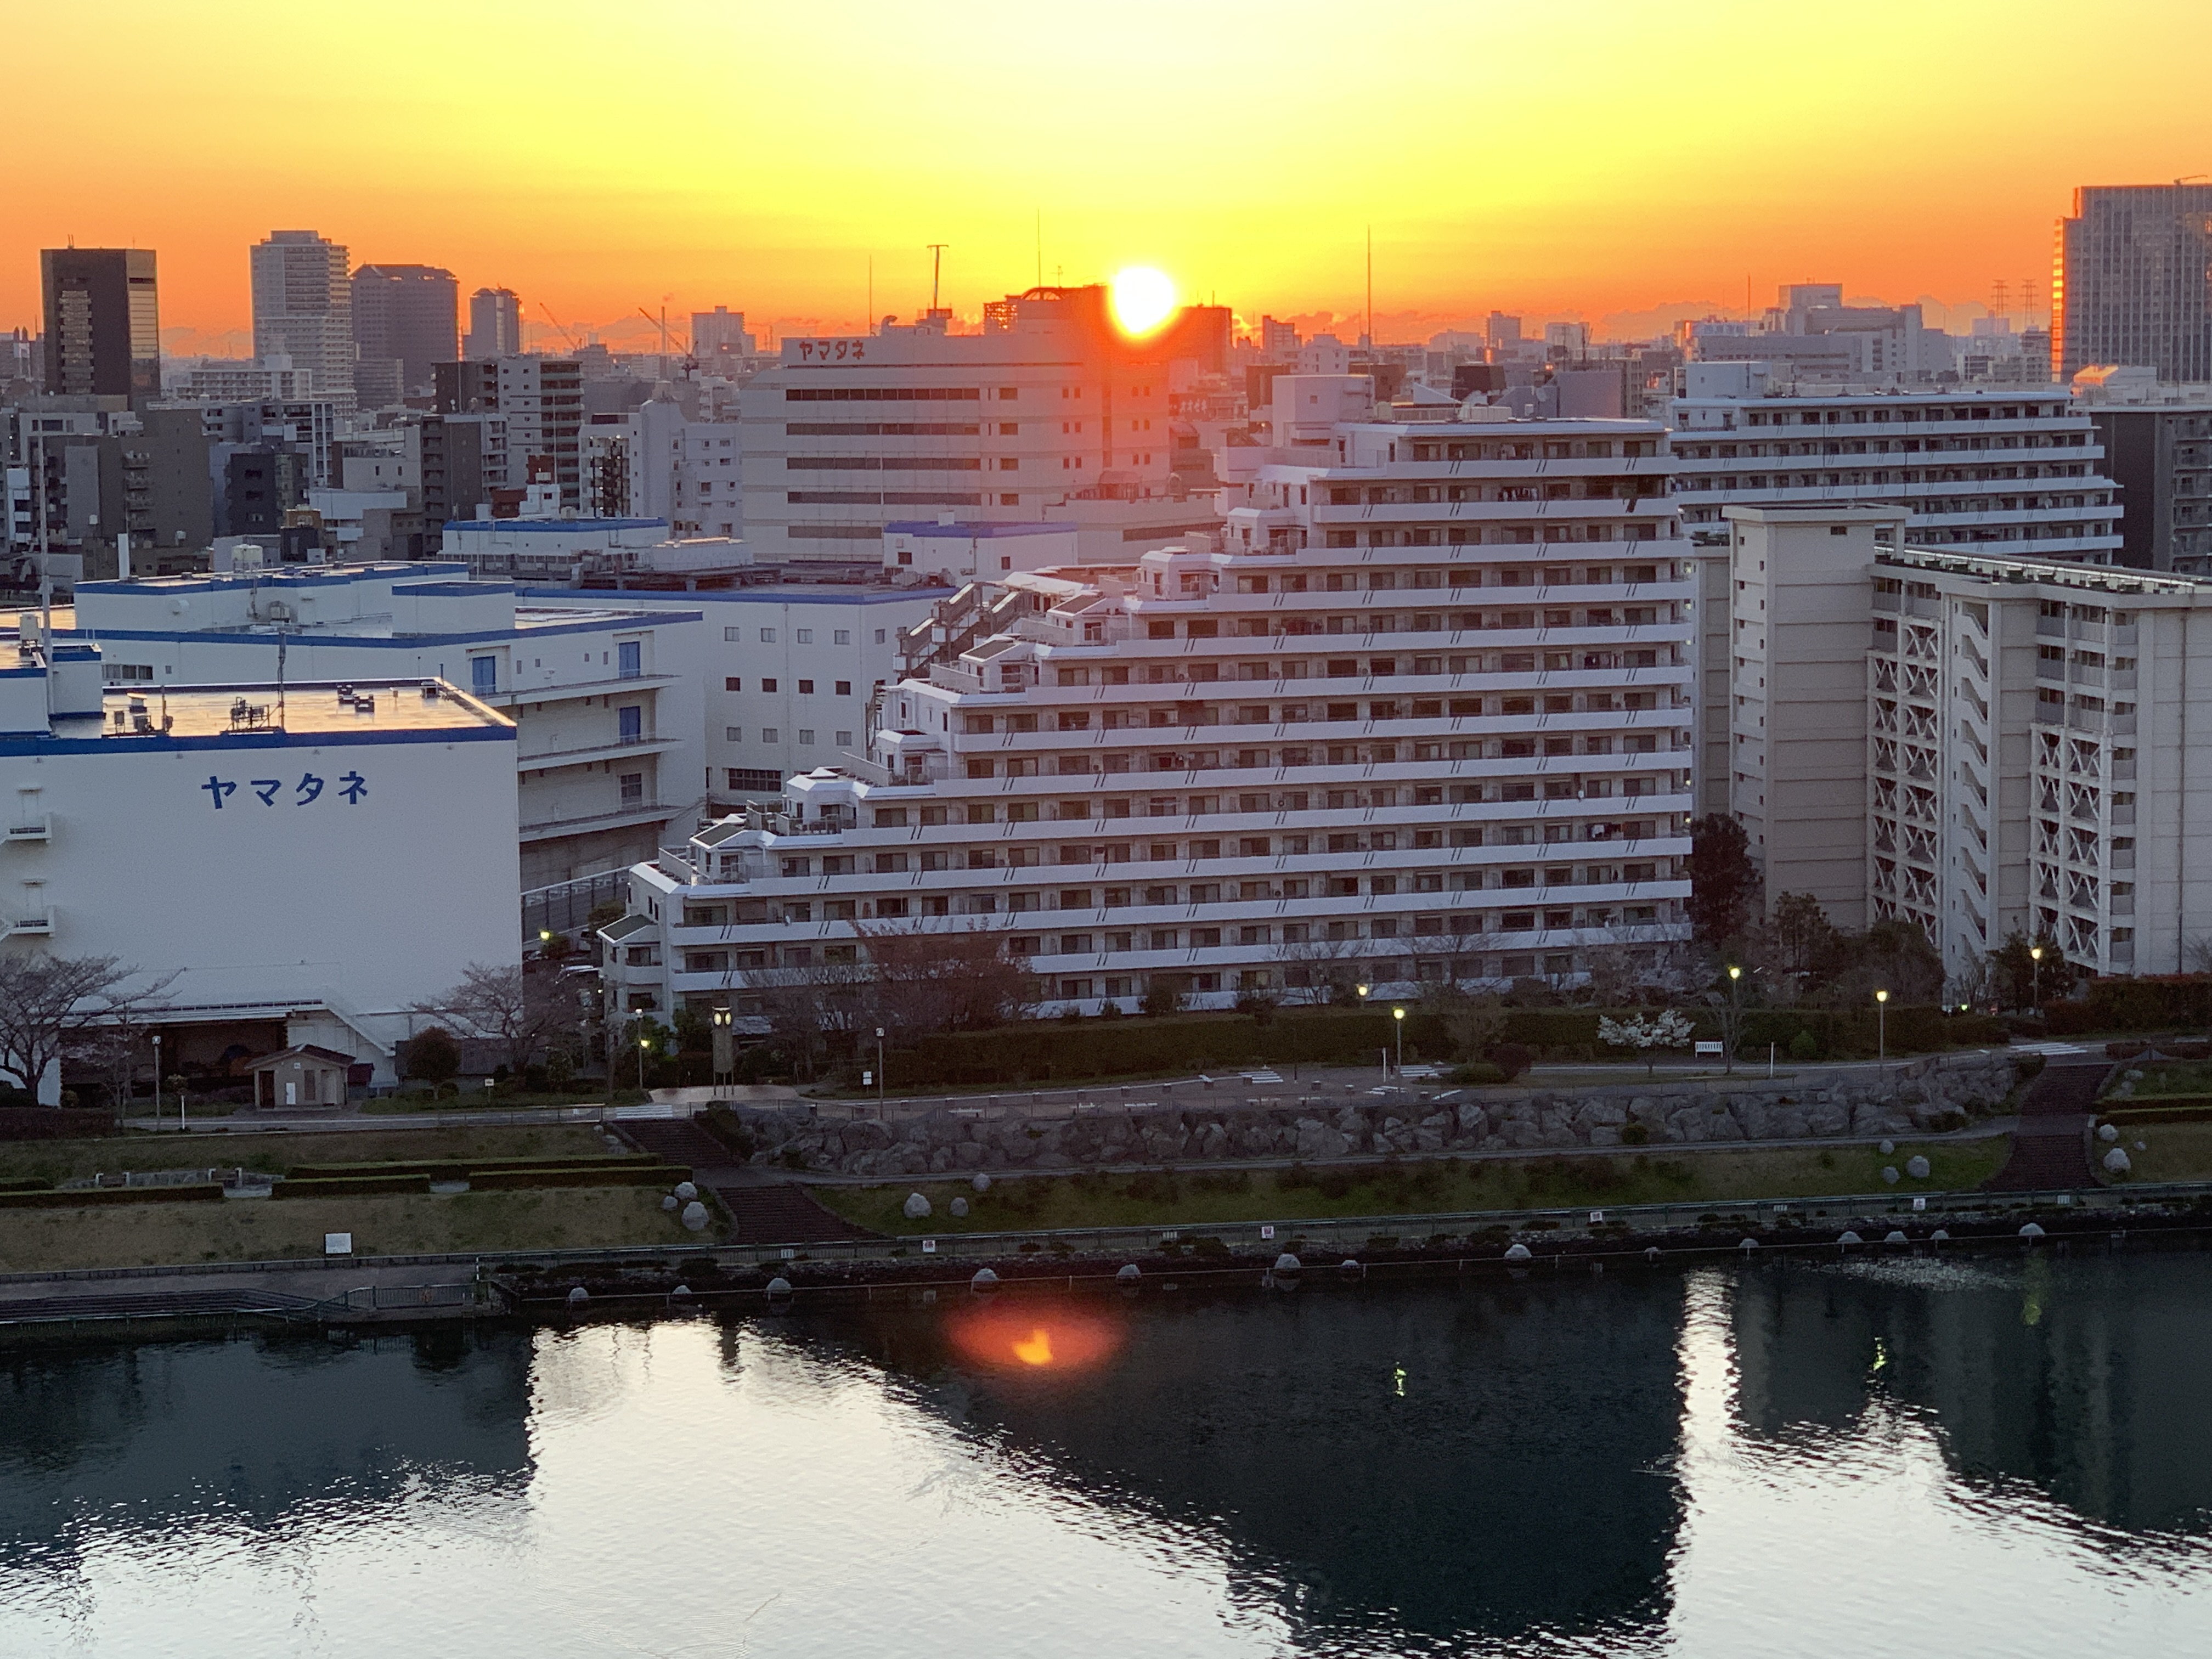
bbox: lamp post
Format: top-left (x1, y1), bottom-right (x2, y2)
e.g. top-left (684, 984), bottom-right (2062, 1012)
top-left (1875, 989), bottom-right (1889, 1077)
top-left (874, 1026), bottom-right (887, 1118)
top-left (1725, 964), bottom-right (1742, 1076)
top-left (709, 1006), bottom-right (733, 1088)
top-left (2029, 944), bottom-right (2044, 1011)
top-left (1392, 1006), bottom-right (1406, 1077)
top-left (152, 1031), bottom-right (161, 1127)
top-left (638, 1034), bottom-right (651, 1094)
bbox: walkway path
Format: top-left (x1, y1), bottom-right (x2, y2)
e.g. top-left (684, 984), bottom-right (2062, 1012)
top-left (1984, 1057), bottom-right (2109, 1190)
top-left (611, 1119), bottom-right (873, 1247)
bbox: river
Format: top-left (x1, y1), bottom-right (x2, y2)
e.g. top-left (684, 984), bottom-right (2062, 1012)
top-left (5, 1250), bottom-right (2212, 1656)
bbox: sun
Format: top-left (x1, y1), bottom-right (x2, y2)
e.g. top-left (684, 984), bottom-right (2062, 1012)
top-left (1109, 266), bottom-right (1178, 336)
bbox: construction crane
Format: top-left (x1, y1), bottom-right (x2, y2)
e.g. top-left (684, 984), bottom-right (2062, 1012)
top-left (637, 306), bottom-right (687, 357)
top-left (537, 302), bottom-right (582, 353)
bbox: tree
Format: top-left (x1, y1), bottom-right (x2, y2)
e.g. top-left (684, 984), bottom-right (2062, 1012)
top-left (1273, 933), bottom-right (1364, 1006)
top-left (416, 962), bottom-right (579, 1077)
top-left (1686, 814), bottom-right (1759, 947)
top-left (403, 1026), bottom-right (461, 1088)
top-left (0, 953), bottom-right (175, 1104)
top-left (740, 961), bottom-right (872, 1082)
top-left (1598, 1008), bottom-right (1695, 1078)
top-left (1990, 931), bottom-right (2079, 1011)
top-left (1765, 892), bottom-right (1842, 981)
top-left (856, 921), bottom-right (1039, 1037)
top-left (1142, 972), bottom-right (1189, 1018)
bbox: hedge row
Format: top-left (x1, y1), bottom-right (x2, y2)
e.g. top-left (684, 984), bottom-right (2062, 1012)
top-left (0, 1184), bottom-right (223, 1210)
top-left (2045, 978), bottom-right (2212, 1035)
top-left (891, 1009), bottom-right (1456, 1088)
top-left (276, 1163), bottom-right (689, 1199)
top-left (1496, 1006), bottom-right (2009, 1061)
top-left (276, 1175), bottom-right (432, 1199)
top-left (285, 1156), bottom-right (662, 1182)
top-left (0, 1108), bottom-right (117, 1142)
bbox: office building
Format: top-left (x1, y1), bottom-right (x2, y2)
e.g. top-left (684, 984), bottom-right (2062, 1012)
top-left (250, 232), bottom-right (353, 403)
top-left (1684, 284), bottom-right (1945, 383)
top-left (351, 264), bottom-right (459, 407)
top-left (0, 643), bottom-right (518, 1093)
top-left (741, 285), bottom-right (1224, 564)
top-left (436, 357), bottom-right (584, 510)
top-left (2070, 371), bottom-right (2212, 572)
top-left (40, 249), bottom-right (160, 405)
top-left (597, 411), bottom-right (1695, 1020)
top-left (67, 563), bottom-right (706, 891)
top-left (1716, 505), bottom-right (2212, 984)
top-left (691, 306), bottom-right (753, 369)
top-left (2055, 183), bottom-right (2212, 383)
top-left (173, 359), bottom-right (311, 402)
top-left (1669, 367), bottom-right (2123, 563)
top-left (464, 287), bottom-right (523, 360)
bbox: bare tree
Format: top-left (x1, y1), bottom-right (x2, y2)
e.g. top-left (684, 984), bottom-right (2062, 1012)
top-left (856, 921), bottom-right (1040, 1038)
top-left (741, 960), bottom-right (874, 1082)
top-left (0, 953), bottom-right (176, 1103)
top-left (415, 962), bottom-right (582, 1076)
top-left (1273, 933), bottom-right (1365, 1006)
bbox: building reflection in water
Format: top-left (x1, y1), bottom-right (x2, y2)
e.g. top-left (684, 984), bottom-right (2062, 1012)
top-left (0, 1327), bottom-right (535, 1571)
top-left (795, 1276), bottom-right (1688, 1649)
top-left (1730, 1251), bottom-right (2212, 1536)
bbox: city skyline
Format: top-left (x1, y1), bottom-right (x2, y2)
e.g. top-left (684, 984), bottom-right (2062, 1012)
top-left (6, 0), bottom-right (2210, 347)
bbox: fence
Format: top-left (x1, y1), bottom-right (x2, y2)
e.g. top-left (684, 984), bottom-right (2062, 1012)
top-left (522, 871), bottom-right (629, 943)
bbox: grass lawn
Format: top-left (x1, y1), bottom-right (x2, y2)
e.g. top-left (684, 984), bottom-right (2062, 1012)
top-left (2112, 1060), bottom-right (2212, 1099)
top-left (0, 1125), bottom-right (613, 1189)
top-left (2104, 1121), bottom-right (2212, 1184)
top-left (0, 1187), bottom-right (701, 1273)
top-left (816, 1138), bottom-right (2011, 1236)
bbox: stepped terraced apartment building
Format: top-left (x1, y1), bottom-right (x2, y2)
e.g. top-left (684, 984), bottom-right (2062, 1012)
top-left (600, 412), bottom-right (1699, 1019)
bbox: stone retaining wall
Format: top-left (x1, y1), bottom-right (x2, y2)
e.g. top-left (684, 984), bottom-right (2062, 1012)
top-left (729, 1051), bottom-right (2032, 1180)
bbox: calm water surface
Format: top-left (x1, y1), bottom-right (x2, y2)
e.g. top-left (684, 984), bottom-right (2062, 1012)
top-left (5, 1252), bottom-right (2212, 1656)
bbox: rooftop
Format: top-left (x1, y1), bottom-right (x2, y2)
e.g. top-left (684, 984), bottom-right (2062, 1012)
top-left (89, 679), bottom-right (512, 740)
top-left (1881, 546), bottom-right (2212, 599)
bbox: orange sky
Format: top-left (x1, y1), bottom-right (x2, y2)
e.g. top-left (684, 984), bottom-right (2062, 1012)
top-left (7, 0), bottom-right (2209, 349)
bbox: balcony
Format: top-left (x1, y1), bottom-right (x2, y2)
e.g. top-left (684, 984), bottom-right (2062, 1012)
top-left (4, 817), bottom-right (48, 843)
top-left (520, 800), bottom-right (684, 841)
top-left (516, 733), bottom-right (684, 770)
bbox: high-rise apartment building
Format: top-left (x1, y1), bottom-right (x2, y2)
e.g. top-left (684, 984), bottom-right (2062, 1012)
top-left (1716, 505), bottom-right (2212, 985)
top-left (464, 287), bottom-right (523, 360)
top-left (435, 357), bottom-right (584, 511)
top-left (1669, 368), bottom-right (2123, 563)
top-left (2078, 396), bottom-right (2212, 573)
top-left (250, 232), bottom-right (353, 403)
top-left (691, 306), bottom-right (752, 367)
top-left (351, 264), bottom-right (459, 407)
top-left (2055, 183), bottom-right (2212, 383)
top-left (740, 286), bottom-right (1223, 563)
top-left (597, 412), bottom-right (1696, 1021)
top-left (40, 248), bottom-right (160, 405)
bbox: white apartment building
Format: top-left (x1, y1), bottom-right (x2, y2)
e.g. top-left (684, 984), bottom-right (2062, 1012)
top-left (64, 565), bottom-right (706, 891)
top-left (741, 285), bottom-right (1206, 563)
top-left (249, 232), bottom-right (354, 404)
top-left (439, 357), bottom-right (585, 510)
top-left (0, 641), bottom-right (517, 1093)
top-left (582, 393), bottom-right (745, 535)
top-left (1719, 505), bottom-right (2212, 984)
top-left (522, 583), bottom-right (945, 797)
top-left (1670, 367), bottom-right (2123, 563)
top-left (600, 413), bottom-right (1697, 1020)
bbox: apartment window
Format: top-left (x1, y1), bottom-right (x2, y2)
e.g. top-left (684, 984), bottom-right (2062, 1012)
top-left (760, 678), bottom-right (778, 693)
top-left (798, 680), bottom-right (815, 695)
top-left (834, 730), bottom-right (853, 746)
top-left (618, 705), bottom-right (643, 743)
top-left (759, 628), bottom-right (776, 642)
top-left (724, 678), bottom-right (742, 692)
top-left (725, 727), bottom-right (743, 741)
top-left (835, 680), bottom-right (851, 696)
top-left (617, 641), bottom-right (642, 679)
top-left (797, 729), bottom-right (815, 746)
top-left (724, 627), bottom-right (744, 642)
top-left (795, 629), bottom-right (814, 644)
top-left (618, 772), bottom-right (644, 806)
top-left (760, 727), bottom-right (780, 742)
top-left (470, 656), bottom-right (497, 695)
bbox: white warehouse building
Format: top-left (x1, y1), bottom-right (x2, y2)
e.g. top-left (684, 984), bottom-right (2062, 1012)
top-left (0, 640), bottom-right (518, 1095)
top-left (599, 411), bottom-right (1697, 1021)
top-left (65, 564), bottom-right (707, 890)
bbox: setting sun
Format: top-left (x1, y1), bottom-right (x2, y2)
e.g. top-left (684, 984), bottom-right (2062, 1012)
top-left (1109, 266), bottom-right (1177, 336)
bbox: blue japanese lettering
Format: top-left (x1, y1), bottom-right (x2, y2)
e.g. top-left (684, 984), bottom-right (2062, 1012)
top-left (201, 776), bottom-right (236, 809)
top-left (338, 771), bottom-right (367, 805)
top-left (296, 772), bottom-right (325, 805)
top-left (250, 779), bottom-right (281, 806)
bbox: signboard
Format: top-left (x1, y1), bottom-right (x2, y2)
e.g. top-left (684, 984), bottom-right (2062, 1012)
top-left (1912, 1197), bottom-right (1927, 1212)
top-left (1693, 1041), bottom-right (1724, 1056)
top-left (1589, 1210), bottom-right (1605, 1223)
top-left (1259, 1224), bottom-right (1275, 1240)
top-left (921, 1239), bottom-right (936, 1254)
top-left (323, 1232), bottom-right (352, 1256)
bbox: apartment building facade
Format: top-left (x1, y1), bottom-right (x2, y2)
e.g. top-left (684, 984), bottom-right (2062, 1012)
top-left (1719, 506), bottom-right (2212, 985)
top-left (1669, 371), bottom-right (2123, 563)
top-left (435, 357), bottom-right (585, 511)
top-left (250, 232), bottom-right (354, 404)
top-left (600, 414), bottom-right (1697, 1020)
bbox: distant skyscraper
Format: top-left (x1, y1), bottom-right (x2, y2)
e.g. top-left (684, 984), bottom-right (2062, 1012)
top-left (250, 231), bottom-right (353, 402)
top-left (690, 306), bottom-right (752, 364)
top-left (40, 247), bottom-right (160, 404)
top-left (2055, 183), bottom-right (2212, 382)
top-left (351, 264), bottom-right (458, 406)
top-left (464, 288), bottom-right (523, 360)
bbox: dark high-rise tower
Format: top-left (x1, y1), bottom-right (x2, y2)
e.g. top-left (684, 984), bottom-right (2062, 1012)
top-left (351, 264), bottom-right (459, 405)
top-left (2055, 183), bottom-right (2212, 382)
top-left (40, 247), bottom-right (160, 404)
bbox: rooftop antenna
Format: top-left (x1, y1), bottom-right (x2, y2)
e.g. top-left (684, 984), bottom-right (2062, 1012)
top-left (867, 256), bottom-right (873, 333)
top-left (1364, 225), bottom-right (1373, 347)
top-left (927, 244), bottom-right (949, 312)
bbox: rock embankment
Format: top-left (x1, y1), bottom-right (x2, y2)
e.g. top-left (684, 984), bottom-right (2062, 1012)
top-left (722, 1051), bottom-right (2028, 1180)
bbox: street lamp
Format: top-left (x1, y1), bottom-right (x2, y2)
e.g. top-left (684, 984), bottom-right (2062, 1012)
top-left (710, 1006), bottom-right (733, 1088)
top-left (1875, 989), bottom-right (1889, 1074)
top-left (874, 1026), bottom-right (887, 1118)
top-left (638, 1034), bottom-right (651, 1093)
top-left (2029, 944), bottom-right (2044, 1011)
top-left (1392, 1006), bottom-right (1406, 1077)
top-left (152, 1031), bottom-right (161, 1127)
top-left (1725, 964), bottom-right (1742, 1076)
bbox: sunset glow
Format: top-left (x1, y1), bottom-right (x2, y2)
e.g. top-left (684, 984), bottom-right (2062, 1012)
top-left (7, 2), bottom-right (2211, 343)
top-left (1109, 267), bottom-right (1178, 336)
top-left (950, 1307), bottom-right (1122, 1374)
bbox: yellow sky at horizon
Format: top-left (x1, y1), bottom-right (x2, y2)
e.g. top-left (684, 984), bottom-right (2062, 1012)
top-left (7, 0), bottom-right (2209, 346)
